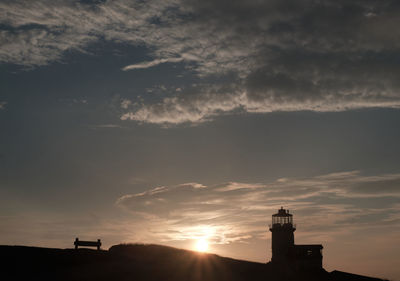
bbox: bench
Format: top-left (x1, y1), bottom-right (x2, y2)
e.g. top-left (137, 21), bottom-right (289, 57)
top-left (74, 238), bottom-right (101, 250)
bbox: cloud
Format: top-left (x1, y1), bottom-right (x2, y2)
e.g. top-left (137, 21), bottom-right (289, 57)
top-left (90, 124), bottom-right (123, 129)
top-left (116, 171), bottom-right (400, 244)
top-left (120, 99), bottom-right (132, 109)
top-left (2, 1), bottom-right (400, 122)
top-left (117, 0), bottom-right (400, 124)
top-left (122, 57), bottom-right (183, 71)
top-left (120, 87), bottom-right (400, 124)
top-left (0, 0), bottom-right (177, 66)
top-left (120, 88), bottom-right (247, 124)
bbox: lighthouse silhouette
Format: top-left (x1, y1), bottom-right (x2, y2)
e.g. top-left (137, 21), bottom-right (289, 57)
top-left (269, 207), bottom-right (323, 269)
top-left (270, 207), bottom-right (296, 262)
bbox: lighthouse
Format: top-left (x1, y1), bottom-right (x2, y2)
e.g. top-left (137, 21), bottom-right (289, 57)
top-left (269, 207), bottom-right (296, 263)
top-left (269, 207), bottom-right (323, 270)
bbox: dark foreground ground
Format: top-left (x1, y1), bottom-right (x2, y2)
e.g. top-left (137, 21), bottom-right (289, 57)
top-left (0, 244), bottom-right (387, 281)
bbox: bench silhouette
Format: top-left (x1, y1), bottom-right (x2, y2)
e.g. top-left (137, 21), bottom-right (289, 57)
top-left (74, 238), bottom-right (101, 250)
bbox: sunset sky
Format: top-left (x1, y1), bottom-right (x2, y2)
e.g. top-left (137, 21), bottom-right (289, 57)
top-left (1, 0), bottom-right (400, 280)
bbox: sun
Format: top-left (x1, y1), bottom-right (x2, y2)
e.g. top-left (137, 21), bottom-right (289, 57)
top-left (195, 238), bottom-right (209, 252)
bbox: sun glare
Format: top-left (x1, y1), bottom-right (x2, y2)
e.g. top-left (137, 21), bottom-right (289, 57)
top-left (195, 238), bottom-right (209, 252)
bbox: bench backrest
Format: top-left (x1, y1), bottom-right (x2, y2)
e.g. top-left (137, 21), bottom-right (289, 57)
top-left (74, 238), bottom-right (101, 250)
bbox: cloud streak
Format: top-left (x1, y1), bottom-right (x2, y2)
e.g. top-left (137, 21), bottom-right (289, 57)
top-left (122, 57), bottom-right (183, 71)
top-left (120, 88), bottom-right (400, 124)
top-left (116, 171), bottom-right (400, 244)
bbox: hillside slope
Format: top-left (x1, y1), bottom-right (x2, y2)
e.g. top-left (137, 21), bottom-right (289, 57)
top-left (0, 244), bottom-right (386, 281)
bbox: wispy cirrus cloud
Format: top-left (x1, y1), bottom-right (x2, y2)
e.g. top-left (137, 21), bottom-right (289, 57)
top-left (122, 57), bottom-right (183, 71)
top-left (120, 87), bottom-right (400, 125)
top-left (0, 0), bottom-right (178, 66)
top-left (2, 1), bottom-right (400, 123)
top-left (118, 0), bottom-right (400, 124)
top-left (116, 171), bottom-right (400, 244)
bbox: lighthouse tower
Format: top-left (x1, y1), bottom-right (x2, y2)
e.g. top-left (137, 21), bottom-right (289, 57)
top-left (269, 207), bottom-right (296, 263)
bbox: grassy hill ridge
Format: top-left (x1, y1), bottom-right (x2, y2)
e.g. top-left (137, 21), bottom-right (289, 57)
top-left (0, 244), bottom-right (386, 281)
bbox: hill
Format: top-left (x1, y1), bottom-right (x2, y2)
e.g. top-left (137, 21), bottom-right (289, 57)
top-left (0, 244), bottom-right (387, 281)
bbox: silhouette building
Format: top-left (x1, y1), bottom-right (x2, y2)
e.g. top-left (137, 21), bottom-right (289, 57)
top-left (269, 207), bottom-right (323, 270)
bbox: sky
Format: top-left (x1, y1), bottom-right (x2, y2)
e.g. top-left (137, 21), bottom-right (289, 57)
top-left (0, 0), bottom-right (400, 279)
